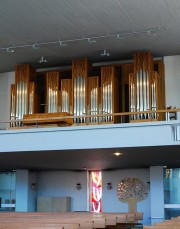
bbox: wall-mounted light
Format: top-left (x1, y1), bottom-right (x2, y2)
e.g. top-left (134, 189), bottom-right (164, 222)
top-left (7, 47), bottom-right (14, 53)
top-left (76, 182), bottom-right (81, 191)
top-left (31, 183), bottom-right (36, 190)
top-left (107, 182), bottom-right (112, 190)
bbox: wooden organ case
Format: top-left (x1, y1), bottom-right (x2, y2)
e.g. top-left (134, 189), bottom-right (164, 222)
top-left (10, 64), bottom-right (37, 127)
top-left (100, 66), bottom-right (118, 123)
top-left (46, 71), bottom-right (60, 113)
top-left (61, 79), bottom-right (72, 114)
top-left (72, 58), bottom-right (89, 124)
top-left (129, 51), bottom-right (165, 122)
top-left (88, 76), bottom-right (99, 123)
top-left (9, 51), bottom-right (165, 128)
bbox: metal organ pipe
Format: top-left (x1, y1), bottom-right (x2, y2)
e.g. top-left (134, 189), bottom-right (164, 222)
top-left (130, 52), bottom-right (159, 121)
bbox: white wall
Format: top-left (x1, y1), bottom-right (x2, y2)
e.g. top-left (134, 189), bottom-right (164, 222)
top-left (0, 71), bottom-right (15, 129)
top-left (164, 56), bottom-right (180, 119)
top-left (37, 171), bottom-right (88, 212)
top-left (102, 169), bottom-right (151, 225)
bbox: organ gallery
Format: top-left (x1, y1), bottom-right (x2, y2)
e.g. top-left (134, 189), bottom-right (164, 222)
top-left (9, 51), bottom-right (165, 127)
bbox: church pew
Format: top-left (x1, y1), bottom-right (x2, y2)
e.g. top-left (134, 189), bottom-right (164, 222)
top-left (0, 212), bottom-right (142, 229)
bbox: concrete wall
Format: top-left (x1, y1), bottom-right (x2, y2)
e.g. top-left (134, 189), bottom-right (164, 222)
top-left (150, 166), bottom-right (164, 225)
top-left (164, 56), bottom-right (180, 119)
top-left (0, 120), bottom-right (178, 153)
top-left (0, 71), bottom-right (15, 129)
top-left (15, 170), bottom-right (29, 212)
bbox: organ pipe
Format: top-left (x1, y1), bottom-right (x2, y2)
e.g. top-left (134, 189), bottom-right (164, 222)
top-left (46, 71), bottom-right (60, 113)
top-left (129, 52), bottom-right (159, 121)
top-left (72, 58), bottom-right (88, 124)
top-left (88, 76), bottom-right (99, 123)
top-left (10, 85), bottom-right (16, 127)
top-left (101, 66), bottom-right (118, 123)
top-left (28, 82), bottom-right (38, 115)
top-left (61, 79), bottom-right (72, 113)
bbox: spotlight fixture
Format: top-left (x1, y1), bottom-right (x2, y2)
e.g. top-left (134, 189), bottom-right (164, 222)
top-left (147, 30), bottom-right (157, 36)
top-left (7, 48), bottom-right (14, 53)
top-left (116, 34), bottom-right (125, 40)
top-left (38, 56), bottom-right (47, 63)
top-left (32, 44), bottom-right (40, 50)
top-left (100, 49), bottom-right (110, 57)
top-left (87, 38), bottom-right (96, 44)
top-left (59, 38), bottom-right (67, 47)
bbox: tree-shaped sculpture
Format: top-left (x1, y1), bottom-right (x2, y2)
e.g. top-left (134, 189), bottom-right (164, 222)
top-left (117, 178), bottom-right (149, 212)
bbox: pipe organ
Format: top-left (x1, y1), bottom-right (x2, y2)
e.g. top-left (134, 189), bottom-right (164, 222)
top-left (129, 52), bottom-right (161, 121)
top-left (10, 64), bottom-right (36, 126)
top-left (46, 71), bottom-right (60, 113)
top-left (9, 52), bottom-right (165, 128)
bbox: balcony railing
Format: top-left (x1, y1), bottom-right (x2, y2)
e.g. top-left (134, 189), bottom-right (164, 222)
top-left (0, 108), bottom-right (178, 130)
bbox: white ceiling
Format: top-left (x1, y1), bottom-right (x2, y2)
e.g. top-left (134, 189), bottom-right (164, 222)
top-left (1, 0), bottom-right (180, 171)
top-left (0, 0), bottom-right (180, 73)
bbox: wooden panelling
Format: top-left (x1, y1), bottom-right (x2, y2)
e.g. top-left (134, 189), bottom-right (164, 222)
top-left (15, 64), bottom-right (35, 83)
top-left (72, 58), bottom-right (89, 123)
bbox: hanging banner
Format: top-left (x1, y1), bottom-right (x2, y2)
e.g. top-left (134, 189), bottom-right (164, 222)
top-left (91, 171), bottom-right (102, 212)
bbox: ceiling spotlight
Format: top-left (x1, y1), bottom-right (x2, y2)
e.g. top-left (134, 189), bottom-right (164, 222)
top-left (87, 38), bottom-right (96, 44)
top-left (59, 38), bottom-right (67, 47)
top-left (113, 152), bottom-right (122, 156)
top-left (100, 49), bottom-right (110, 57)
top-left (32, 44), bottom-right (40, 49)
top-left (147, 30), bottom-right (157, 36)
top-left (38, 56), bottom-right (47, 63)
top-left (7, 48), bottom-right (14, 53)
top-left (116, 34), bottom-right (125, 40)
